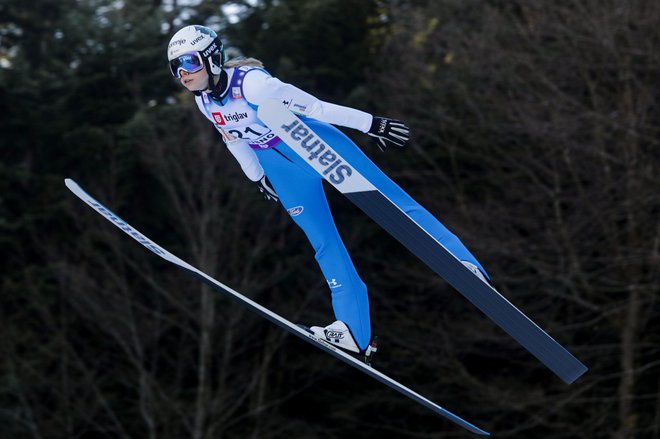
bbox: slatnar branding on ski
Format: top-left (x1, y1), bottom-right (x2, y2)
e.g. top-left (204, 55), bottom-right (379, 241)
top-left (279, 120), bottom-right (353, 185)
top-left (89, 201), bottom-right (164, 256)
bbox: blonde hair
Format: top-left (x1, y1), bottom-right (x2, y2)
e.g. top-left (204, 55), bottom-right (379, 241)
top-left (224, 57), bottom-right (264, 68)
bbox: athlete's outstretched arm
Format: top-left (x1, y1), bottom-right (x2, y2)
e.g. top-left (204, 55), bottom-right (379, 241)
top-left (243, 70), bottom-right (409, 150)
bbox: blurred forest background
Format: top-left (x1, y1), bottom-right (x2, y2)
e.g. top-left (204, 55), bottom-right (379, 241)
top-left (1, 0), bottom-right (659, 438)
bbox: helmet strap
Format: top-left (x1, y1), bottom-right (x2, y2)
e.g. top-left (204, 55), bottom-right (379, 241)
top-left (192, 69), bottom-right (228, 99)
top-left (208, 69), bottom-right (229, 101)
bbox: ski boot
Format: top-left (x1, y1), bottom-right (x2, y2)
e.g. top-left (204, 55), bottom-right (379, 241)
top-left (299, 320), bottom-right (379, 366)
top-left (462, 261), bottom-right (492, 286)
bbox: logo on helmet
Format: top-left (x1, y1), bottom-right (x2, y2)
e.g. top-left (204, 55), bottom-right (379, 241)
top-left (194, 26), bottom-right (216, 37)
top-left (168, 39), bottom-right (186, 48)
top-left (202, 42), bottom-right (218, 57)
top-left (190, 35), bottom-right (205, 45)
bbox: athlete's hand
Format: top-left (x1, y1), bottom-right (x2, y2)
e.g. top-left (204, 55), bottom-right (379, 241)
top-left (219, 127), bottom-right (241, 145)
top-left (256, 175), bottom-right (278, 203)
top-left (367, 116), bottom-right (410, 151)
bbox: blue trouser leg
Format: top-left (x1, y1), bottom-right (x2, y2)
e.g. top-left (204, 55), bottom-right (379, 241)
top-left (255, 146), bottom-right (371, 350)
top-left (302, 119), bottom-right (489, 279)
top-left (253, 118), bottom-right (488, 351)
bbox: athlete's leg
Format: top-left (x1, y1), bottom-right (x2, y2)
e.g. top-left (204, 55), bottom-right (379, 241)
top-left (255, 146), bottom-right (371, 349)
top-left (304, 119), bottom-right (489, 279)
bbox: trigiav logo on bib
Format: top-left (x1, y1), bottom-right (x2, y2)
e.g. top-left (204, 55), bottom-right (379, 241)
top-left (279, 120), bottom-right (353, 185)
top-left (211, 111), bottom-right (248, 125)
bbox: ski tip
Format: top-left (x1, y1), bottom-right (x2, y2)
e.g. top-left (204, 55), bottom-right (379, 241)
top-left (434, 404), bottom-right (490, 435)
top-left (460, 419), bottom-right (490, 436)
top-left (459, 420), bottom-right (490, 436)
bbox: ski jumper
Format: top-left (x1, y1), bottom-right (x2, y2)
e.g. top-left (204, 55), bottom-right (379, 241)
top-left (195, 66), bottom-right (488, 350)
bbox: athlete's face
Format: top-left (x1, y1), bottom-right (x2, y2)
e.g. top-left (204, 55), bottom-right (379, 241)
top-left (180, 69), bottom-right (209, 91)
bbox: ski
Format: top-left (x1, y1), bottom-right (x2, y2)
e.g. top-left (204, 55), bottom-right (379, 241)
top-left (258, 99), bottom-right (588, 385)
top-left (64, 178), bottom-right (490, 436)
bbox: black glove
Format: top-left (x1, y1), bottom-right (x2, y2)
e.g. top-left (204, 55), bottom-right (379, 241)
top-left (367, 116), bottom-right (410, 151)
top-left (256, 175), bottom-right (278, 203)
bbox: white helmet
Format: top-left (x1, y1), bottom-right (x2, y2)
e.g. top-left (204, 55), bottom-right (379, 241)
top-left (167, 25), bottom-right (226, 77)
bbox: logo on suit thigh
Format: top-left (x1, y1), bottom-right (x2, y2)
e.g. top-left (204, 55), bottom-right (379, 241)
top-left (287, 206), bottom-right (304, 216)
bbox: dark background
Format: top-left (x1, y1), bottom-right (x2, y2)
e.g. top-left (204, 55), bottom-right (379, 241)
top-left (1, 0), bottom-right (659, 437)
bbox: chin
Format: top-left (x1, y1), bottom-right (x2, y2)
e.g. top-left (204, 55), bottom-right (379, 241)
top-left (183, 79), bottom-right (207, 92)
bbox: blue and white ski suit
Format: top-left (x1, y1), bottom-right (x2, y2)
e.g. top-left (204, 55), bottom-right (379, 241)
top-left (195, 66), bottom-right (487, 350)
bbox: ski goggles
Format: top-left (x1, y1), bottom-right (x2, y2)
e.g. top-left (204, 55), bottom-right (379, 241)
top-left (169, 52), bottom-right (204, 77)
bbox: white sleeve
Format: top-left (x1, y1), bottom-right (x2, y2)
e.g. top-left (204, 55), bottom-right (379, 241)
top-left (243, 69), bottom-right (373, 133)
top-left (225, 139), bottom-right (265, 182)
